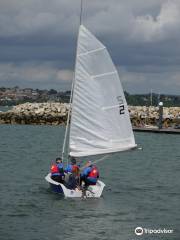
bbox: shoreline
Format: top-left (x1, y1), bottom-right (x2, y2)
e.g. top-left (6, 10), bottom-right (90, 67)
top-left (0, 102), bottom-right (179, 127)
top-left (0, 103), bottom-right (69, 125)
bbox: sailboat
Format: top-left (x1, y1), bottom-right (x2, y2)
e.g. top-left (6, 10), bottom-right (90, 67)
top-left (45, 24), bottom-right (137, 198)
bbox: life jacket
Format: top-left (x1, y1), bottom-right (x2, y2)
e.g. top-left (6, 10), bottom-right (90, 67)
top-left (66, 164), bottom-right (79, 174)
top-left (88, 166), bottom-right (99, 179)
top-left (72, 165), bottom-right (79, 172)
top-left (70, 165), bottom-right (79, 177)
top-left (51, 164), bottom-right (59, 174)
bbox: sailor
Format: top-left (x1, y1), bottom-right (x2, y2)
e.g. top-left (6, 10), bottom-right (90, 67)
top-left (50, 157), bottom-right (65, 183)
top-left (64, 157), bottom-right (80, 189)
top-left (80, 161), bottom-right (99, 187)
top-left (65, 157), bottom-right (80, 174)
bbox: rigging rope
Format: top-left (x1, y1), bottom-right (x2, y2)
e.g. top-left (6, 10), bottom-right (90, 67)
top-left (93, 154), bottom-right (109, 165)
top-left (80, 154), bottom-right (109, 170)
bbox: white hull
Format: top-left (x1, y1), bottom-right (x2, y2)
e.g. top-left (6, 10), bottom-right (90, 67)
top-left (45, 173), bottom-right (105, 198)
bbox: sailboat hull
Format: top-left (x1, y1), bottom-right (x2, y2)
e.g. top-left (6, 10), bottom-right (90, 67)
top-left (45, 173), bottom-right (105, 198)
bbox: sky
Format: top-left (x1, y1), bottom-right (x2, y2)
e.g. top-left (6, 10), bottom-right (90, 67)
top-left (0, 0), bottom-right (180, 94)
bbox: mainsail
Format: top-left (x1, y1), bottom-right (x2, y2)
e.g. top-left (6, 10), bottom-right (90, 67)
top-left (69, 25), bottom-right (136, 157)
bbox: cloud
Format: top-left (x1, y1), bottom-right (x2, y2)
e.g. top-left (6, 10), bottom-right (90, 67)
top-left (118, 65), bottom-right (180, 94)
top-left (0, 62), bottom-right (73, 90)
top-left (57, 69), bottom-right (73, 82)
top-left (132, 1), bottom-right (180, 42)
top-left (0, 0), bottom-right (84, 38)
top-left (0, 0), bottom-right (179, 94)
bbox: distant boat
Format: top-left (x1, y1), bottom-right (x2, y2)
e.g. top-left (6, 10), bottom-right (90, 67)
top-left (45, 24), bottom-right (137, 198)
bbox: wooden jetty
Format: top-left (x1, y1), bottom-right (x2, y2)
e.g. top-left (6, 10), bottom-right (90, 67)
top-left (133, 127), bottom-right (180, 134)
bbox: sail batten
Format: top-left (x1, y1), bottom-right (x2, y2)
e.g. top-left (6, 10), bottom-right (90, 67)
top-left (77, 46), bottom-right (106, 57)
top-left (92, 71), bottom-right (117, 79)
top-left (69, 25), bottom-right (136, 157)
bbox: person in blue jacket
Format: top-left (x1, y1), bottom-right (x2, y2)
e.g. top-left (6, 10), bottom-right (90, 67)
top-left (64, 157), bottom-right (80, 189)
top-left (51, 157), bottom-right (65, 183)
top-left (80, 161), bottom-right (99, 187)
top-left (64, 157), bottom-right (79, 173)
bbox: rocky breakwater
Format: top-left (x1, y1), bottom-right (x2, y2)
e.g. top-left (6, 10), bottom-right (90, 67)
top-left (0, 103), bottom-right (69, 125)
top-left (129, 106), bottom-right (180, 127)
top-left (0, 103), bottom-right (179, 127)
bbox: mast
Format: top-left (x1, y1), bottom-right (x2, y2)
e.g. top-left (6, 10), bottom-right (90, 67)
top-left (150, 89), bottom-right (153, 106)
top-left (158, 92), bottom-right (161, 105)
top-left (80, 0), bottom-right (83, 25)
top-left (61, 0), bottom-right (83, 164)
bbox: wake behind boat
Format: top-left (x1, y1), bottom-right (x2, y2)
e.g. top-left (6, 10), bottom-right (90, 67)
top-left (45, 24), bottom-right (136, 198)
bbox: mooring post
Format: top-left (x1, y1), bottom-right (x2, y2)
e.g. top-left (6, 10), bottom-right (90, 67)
top-left (158, 102), bottom-right (163, 129)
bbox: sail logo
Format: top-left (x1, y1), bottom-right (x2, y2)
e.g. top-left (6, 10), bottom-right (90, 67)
top-left (135, 227), bottom-right (143, 236)
top-left (117, 96), bottom-right (125, 115)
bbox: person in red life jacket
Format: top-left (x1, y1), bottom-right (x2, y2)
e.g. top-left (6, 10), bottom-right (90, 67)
top-left (51, 157), bottom-right (65, 183)
top-left (80, 161), bottom-right (99, 187)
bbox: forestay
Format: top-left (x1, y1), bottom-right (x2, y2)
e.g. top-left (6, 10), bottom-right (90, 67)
top-left (69, 25), bottom-right (136, 157)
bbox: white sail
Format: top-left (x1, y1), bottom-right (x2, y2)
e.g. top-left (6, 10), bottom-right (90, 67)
top-left (69, 25), bottom-right (136, 157)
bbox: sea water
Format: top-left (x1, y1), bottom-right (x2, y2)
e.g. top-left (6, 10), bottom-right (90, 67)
top-left (0, 106), bottom-right (12, 112)
top-left (0, 124), bottom-right (179, 240)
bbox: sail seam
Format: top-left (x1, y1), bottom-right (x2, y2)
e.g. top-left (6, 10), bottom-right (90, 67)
top-left (77, 47), bottom-right (106, 57)
top-left (92, 71), bottom-right (117, 79)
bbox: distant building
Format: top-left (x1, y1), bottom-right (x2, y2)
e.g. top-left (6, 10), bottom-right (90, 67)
top-left (23, 88), bottom-right (33, 94)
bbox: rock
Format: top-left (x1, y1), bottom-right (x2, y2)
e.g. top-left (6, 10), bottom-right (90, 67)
top-left (0, 103), bottom-right (180, 126)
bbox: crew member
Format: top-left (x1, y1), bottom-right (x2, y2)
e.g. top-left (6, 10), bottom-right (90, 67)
top-left (65, 157), bottom-right (80, 174)
top-left (80, 161), bottom-right (99, 187)
top-left (51, 157), bottom-right (65, 183)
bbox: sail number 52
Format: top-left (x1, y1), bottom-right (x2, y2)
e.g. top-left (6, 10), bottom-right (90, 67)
top-left (117, 96), bottom-right (125, 115)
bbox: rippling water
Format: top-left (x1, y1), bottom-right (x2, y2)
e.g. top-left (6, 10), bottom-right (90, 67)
top-left (0, 106), bottom-right (12, 112)
top-left (0, 124), bottom-right (179, 240)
